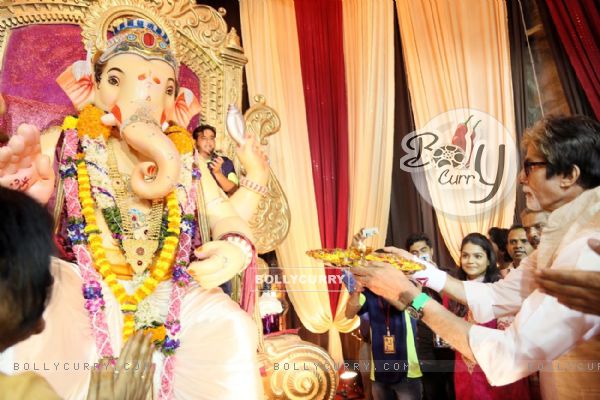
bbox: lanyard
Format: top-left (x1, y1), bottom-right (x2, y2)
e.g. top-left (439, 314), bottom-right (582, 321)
top-left (378, 297), bottom-right (392, 335)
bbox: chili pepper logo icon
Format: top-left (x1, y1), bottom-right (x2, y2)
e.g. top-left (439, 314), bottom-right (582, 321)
top-left (399, 109), bottom-right (518, 218)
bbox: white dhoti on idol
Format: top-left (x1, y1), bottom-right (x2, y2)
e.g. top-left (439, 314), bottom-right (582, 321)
top-left (3, 259), bottom-right (262, 400)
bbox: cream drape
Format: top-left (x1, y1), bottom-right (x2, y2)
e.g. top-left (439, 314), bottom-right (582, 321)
top-left (396, 0), bottom-right (517, 262)
top-left (240, 0), bottom-right (357, 365)
top-left (344, 0), bottom-right (395, 250)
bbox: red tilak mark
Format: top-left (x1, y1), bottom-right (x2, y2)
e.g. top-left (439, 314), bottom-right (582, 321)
top-left (153, 77), bottom-right (161, 84)
top-left (138, 73), bottom-right (147, 81)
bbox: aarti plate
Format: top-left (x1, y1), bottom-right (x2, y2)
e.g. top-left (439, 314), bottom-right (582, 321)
top-left (306, 248), bottom-right (425, 273)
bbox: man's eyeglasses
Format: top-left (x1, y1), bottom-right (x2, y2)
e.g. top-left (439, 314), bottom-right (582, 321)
top-left (523, 160), bottom-right (548, 177)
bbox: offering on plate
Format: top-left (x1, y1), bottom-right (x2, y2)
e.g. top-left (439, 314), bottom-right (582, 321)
top-left (306, 247), bottom-right (425, 274)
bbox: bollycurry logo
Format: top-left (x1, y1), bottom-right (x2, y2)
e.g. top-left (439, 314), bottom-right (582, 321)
top-left (400, 109), bottom-right (518, 218)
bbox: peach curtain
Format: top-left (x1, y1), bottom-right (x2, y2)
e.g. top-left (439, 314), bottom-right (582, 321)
top-left (343, 0), bottom-right (395, 250)
top-left (395, 0), bottom-right (517, 262)
top-left (240, 0), bottom-right (357, 365)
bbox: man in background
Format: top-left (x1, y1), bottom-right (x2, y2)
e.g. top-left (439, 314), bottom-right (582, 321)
top-left (520, 208), bottom-right (549, 249)
top-left (406, 233), bottom-right (454, 400)
top-left (504, 225), bottom-right (533, 275)
top-left (193, 124), bottom-right (238, 195)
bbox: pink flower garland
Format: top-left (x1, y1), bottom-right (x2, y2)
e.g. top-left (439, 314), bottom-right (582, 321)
top-left (159, 184), bottom-right (197, 400)
top-left (61, 129), bottom-right (115, 358)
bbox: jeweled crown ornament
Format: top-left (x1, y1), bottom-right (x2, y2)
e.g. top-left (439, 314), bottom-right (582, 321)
top-left (96, 19), bottom-right (178, 74)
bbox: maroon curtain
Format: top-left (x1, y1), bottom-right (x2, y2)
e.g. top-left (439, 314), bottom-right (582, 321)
top-left (545, 0), bottom-right (600, 119)
top-left (294, 0), bottom-right (349, 315)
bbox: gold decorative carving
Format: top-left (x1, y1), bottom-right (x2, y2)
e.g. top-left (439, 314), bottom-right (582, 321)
top-left (259, 334), bottom-right (338, 400)
top-left (251, 169), bottom-right (291, 254)
top-left (245, 95), bottom-right (282, 146)
top-left (225, 27), bottom-right (242, 51)
top-left (234, 96), bottom-right (290, 254)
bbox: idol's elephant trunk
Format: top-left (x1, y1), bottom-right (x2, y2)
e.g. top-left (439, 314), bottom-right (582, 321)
top-left (121, 120), bottom-right (180, 200)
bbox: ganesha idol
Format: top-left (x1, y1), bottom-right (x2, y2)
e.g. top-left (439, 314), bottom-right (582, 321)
top-left (0, 18), bottom-right (269, 399)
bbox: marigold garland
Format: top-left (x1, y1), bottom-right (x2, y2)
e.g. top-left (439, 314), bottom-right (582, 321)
top-left (76, 158), bottom-right (181, 340)
top-left (143, 324), bottom-right (167, 343)
top-left (62, 115), bottom-right (78, 131)
top-left (165, 125), bottom-right (195, 154)
top-left (77, 105), bottom-right (112, 140)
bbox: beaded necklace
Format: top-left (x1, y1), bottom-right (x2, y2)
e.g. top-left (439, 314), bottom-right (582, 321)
top-left (106, 138), bottom-right (165, 274)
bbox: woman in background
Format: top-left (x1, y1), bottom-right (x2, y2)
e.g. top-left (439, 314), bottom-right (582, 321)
top-left (452, 233), bottom-right (530, 400)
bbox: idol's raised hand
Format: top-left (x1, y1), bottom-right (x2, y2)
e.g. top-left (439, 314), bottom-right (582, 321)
top-left (227, 104), bottom-right (269, 184)
top-left (0, 124), bottom-right (55, 204)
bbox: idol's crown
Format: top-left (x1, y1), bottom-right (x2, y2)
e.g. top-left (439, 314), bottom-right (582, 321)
top-left (97, 19), bottom-right (177, 72)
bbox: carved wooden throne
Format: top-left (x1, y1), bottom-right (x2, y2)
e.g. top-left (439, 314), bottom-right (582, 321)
top-left (0, 1), bottom-right (336, 399)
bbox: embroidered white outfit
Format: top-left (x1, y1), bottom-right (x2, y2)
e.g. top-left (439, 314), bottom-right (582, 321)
top-left (463, 187), bottom-right (600, 400)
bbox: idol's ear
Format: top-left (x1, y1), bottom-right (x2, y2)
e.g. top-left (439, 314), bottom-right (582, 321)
top-left (170, 88), bottom-right (201, 128)
top-left (56, 60), bottom-right (95, 110)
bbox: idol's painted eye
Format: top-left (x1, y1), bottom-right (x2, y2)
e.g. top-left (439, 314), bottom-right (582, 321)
top-left (108, 75), bottom-right (120, 86)
top-left (166, 86), bottom-right (174, 96)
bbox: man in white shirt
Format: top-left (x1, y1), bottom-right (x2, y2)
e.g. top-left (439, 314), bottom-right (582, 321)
top-left (352, 115), bottom-right (600, 400)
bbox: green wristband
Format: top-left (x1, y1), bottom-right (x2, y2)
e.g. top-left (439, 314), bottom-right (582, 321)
top-left (411, 292), bottom-right (431, 311)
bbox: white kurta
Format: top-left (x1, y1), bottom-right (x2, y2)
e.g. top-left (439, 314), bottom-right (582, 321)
top-left (463, 187), bottom-right (600, 400)
top-left (1, 258), bottom-right (263, 400)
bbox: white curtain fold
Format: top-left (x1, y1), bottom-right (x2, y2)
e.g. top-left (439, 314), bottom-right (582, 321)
top-left (395, 0), bottom-right (517, 262)
top-left (343, 0), bottom-right (396, 250)
top-left (240, 0), bottom-right (357, 366)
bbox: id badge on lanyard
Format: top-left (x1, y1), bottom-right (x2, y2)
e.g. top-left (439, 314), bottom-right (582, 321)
top-left (383, 327), bottom-right (396, 354)
top-left (380, 298), bottom-right (396, 354)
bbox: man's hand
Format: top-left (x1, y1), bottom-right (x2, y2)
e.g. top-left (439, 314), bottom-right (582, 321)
top-left (352, 261), bottom-right (420, 304)
top-left (87, 331), bottom-right (154, 400)
top-left (208, 156), bottom-right (225, 176)
top-left (535, 238), bottom-right (600, 315)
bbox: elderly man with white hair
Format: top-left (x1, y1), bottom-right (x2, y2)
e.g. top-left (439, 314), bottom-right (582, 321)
top-left (353, 115), bottom-right (600, 400)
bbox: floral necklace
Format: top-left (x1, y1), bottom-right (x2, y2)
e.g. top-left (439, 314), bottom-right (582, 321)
top-left (60, 106), bottom-right (198, 399)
